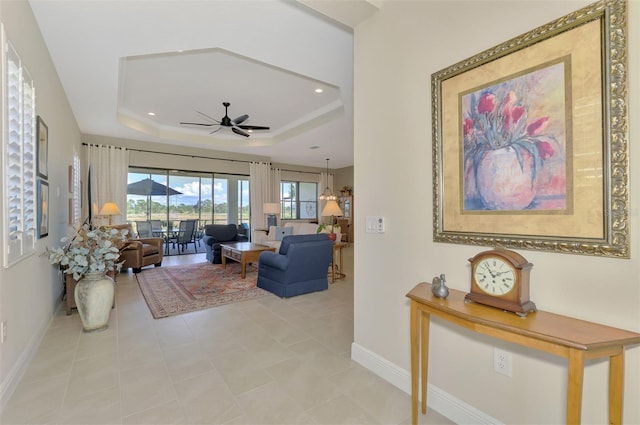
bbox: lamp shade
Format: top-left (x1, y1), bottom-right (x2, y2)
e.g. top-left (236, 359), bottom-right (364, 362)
top-left (99, 202), bottom-right (121, 216)
top-left (321, 200), bottom-right (343, 217)
top-left (263, 203), bottom-right (281, 214)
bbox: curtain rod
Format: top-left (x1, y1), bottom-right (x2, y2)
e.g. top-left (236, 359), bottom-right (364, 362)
top-left (81, 142), bottom-right (322, 175)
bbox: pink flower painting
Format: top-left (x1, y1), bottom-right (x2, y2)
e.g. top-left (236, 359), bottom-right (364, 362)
top-left (462, 61), bottom-right (568, 211)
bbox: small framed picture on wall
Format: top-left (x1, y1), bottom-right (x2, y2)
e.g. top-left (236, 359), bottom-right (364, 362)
top-left (37, 180), bottom-right (49, 238)
top-left (36, 116), bottom-right (48, 179)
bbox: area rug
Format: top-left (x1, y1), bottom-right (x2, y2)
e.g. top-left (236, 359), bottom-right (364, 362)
top-left (136, 262), bottom-right (270, 318)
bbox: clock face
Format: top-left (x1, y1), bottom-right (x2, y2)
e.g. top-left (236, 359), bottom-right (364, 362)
top-left (473, 257), bottom-right (516, 296)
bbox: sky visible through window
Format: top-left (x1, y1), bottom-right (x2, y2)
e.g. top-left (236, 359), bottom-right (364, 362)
top-left (127, 172), bottom-right (249, 206)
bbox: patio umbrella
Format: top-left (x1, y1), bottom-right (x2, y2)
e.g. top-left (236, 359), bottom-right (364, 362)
top-left (127, 178), bottom-right (182, 196)
top-left (127, 178), bottom-right (182, 219)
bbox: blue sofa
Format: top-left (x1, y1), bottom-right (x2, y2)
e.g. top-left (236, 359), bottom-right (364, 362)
top-left (202, 224), bottom-right (248, 264)
top-left (257, 233), bottom-right (333, 298)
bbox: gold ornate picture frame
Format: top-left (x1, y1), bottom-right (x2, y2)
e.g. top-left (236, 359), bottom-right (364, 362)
top-left (432, 0), bottom-right (629, 258)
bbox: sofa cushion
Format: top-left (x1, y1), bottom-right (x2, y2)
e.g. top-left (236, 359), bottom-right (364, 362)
top-left (285, 222), bottom-right (319, 235)
top-left (274, 226), bottom-right (293, 241)
top-left (141, 243), bottom-right (159, 256)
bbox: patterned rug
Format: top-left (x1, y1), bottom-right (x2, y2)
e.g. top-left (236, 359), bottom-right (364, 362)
top-left (136, 261), bottom-right (270, 318)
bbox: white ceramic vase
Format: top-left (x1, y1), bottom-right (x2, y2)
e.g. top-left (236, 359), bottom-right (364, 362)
top-left (74, 272), bottom-right (115, 332)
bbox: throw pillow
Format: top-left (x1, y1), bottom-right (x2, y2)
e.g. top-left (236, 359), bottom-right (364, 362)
top-left (274, 226), bottom-right (293, 241)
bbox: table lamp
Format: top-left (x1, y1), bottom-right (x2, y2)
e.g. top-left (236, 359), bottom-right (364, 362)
top-left (321, 200), bottom-right (343, 240)
top-left (99, 202), bottom-right (122, 225)
top-left (263, 203), bottom-right (280, 228)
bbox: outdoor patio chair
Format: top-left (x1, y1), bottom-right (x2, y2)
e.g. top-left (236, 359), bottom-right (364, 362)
top-left (136, 220), bottom-right (153, 238)
top-left (150, 220), bottom-right (163, 235)
top-left (171, 220), bottom-right (198, 253)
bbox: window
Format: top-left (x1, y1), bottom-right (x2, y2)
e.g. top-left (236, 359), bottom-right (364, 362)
top-left (237, 179), bottom-right (249, 225)
top-left (2, 29), bottom-right (36, 267)
top-left (126, 168), bottom-right (250, 230)
top-left (280, 181), bottom-right (317, 220)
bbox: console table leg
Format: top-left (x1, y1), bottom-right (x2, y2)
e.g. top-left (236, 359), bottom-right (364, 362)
top-left (410, 301), bottom-right (419, 425)
top-left (421, 311), bottom-right (430, 414)
top-left (567, 348), bottom-right (585, 425)
top-left (609, 350), bottom-right (624, 425)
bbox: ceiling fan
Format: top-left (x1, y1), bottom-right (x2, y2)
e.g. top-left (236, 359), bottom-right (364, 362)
top-left (180, 102), bottom-right (270, 137)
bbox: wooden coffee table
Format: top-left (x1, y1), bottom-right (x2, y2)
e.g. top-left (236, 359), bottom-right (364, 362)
top-left (220, 242), bottom-right (276, 279)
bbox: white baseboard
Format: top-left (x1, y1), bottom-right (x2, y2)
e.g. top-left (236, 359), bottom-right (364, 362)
top-left (0, 302), bottom-right (59, 410)
top-left (351, 342), bottom-right (501, 425)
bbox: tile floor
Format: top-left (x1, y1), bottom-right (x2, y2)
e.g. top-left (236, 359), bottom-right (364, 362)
top-left (2, 245), bottom-right (453, 424)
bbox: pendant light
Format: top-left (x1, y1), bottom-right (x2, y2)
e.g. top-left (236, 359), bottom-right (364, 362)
top-left (319, 158), bottom-right (337, 201)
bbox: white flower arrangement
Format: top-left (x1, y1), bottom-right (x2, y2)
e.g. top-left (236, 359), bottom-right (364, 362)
top-left (45, 224), bottom-right (128, 281)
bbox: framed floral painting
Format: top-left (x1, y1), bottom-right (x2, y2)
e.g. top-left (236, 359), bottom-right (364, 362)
top-left (432, 0), bottom-right (629, 258)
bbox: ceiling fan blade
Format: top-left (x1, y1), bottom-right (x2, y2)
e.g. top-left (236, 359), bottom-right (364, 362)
top-left (196, 110), bottom-right (220, 123)
top-left (180, 122), bottom-right (215, 126)
top-left (232, 114), bottom-right (249, 125)
top-left (209, 127), bottom-right (222, 135)
top-left (232, 127), bottom-right (250, 137)
top-left (237, 125), bottom-right (270, 131)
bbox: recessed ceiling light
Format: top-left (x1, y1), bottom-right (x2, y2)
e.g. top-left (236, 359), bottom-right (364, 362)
top-left (310, 145), bottom-right (320, 150)
top-left (314, 88), bottom-right (323, 93)
top-left (147, 112), bottom-right (156, 116)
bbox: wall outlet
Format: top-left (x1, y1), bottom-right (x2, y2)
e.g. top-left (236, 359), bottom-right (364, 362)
top-left (1, 321), bottom-right (6, 343)
top-left (493, 348), bottom-right (511, 377)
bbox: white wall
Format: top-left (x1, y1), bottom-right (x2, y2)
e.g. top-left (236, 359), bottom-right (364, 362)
top-left (353, 1), bottom-right (639, 423)
top-left (0, 0), bottom-right (83, 405)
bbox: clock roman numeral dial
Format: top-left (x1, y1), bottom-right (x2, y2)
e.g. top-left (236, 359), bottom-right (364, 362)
top-left (473, 258), bottom-right (515, 295)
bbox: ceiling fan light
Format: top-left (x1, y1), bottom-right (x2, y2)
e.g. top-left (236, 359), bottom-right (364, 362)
top-left (180, 102), bottom-right (269, 138)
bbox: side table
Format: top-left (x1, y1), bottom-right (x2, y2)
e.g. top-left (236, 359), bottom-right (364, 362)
top-left (331, 242), bottom-right (346, 282)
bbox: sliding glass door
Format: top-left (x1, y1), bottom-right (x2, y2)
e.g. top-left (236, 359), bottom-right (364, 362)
top-left (127, 168), bottom-right (249, 231)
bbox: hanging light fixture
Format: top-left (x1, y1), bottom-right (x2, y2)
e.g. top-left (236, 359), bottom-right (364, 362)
top-left (319, 158), bottom-right (337, 201)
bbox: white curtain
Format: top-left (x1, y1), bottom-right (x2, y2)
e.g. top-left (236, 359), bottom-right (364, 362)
top-left (84, 144), bottom-right (129, 225)
top-left (250, 162), bottom-right (277, 230)
top-left (272, 167), bottom-right (281, 203)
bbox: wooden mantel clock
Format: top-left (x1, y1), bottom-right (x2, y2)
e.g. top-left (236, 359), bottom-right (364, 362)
top-left (466, 248), bottom-right (536, 317)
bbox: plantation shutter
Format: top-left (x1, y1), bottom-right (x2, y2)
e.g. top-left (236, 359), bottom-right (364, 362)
top-left (3, 32), bottom-right (36, 267)
top-left (22, 67), bottom-right (36, 252)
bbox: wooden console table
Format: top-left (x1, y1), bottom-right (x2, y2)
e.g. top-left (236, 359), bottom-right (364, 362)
top-left (406, 282), bottom-right (640, 425)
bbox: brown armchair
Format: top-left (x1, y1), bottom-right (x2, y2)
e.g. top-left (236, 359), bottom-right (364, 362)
top-left (108, 223), bottom-right (163, 273)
